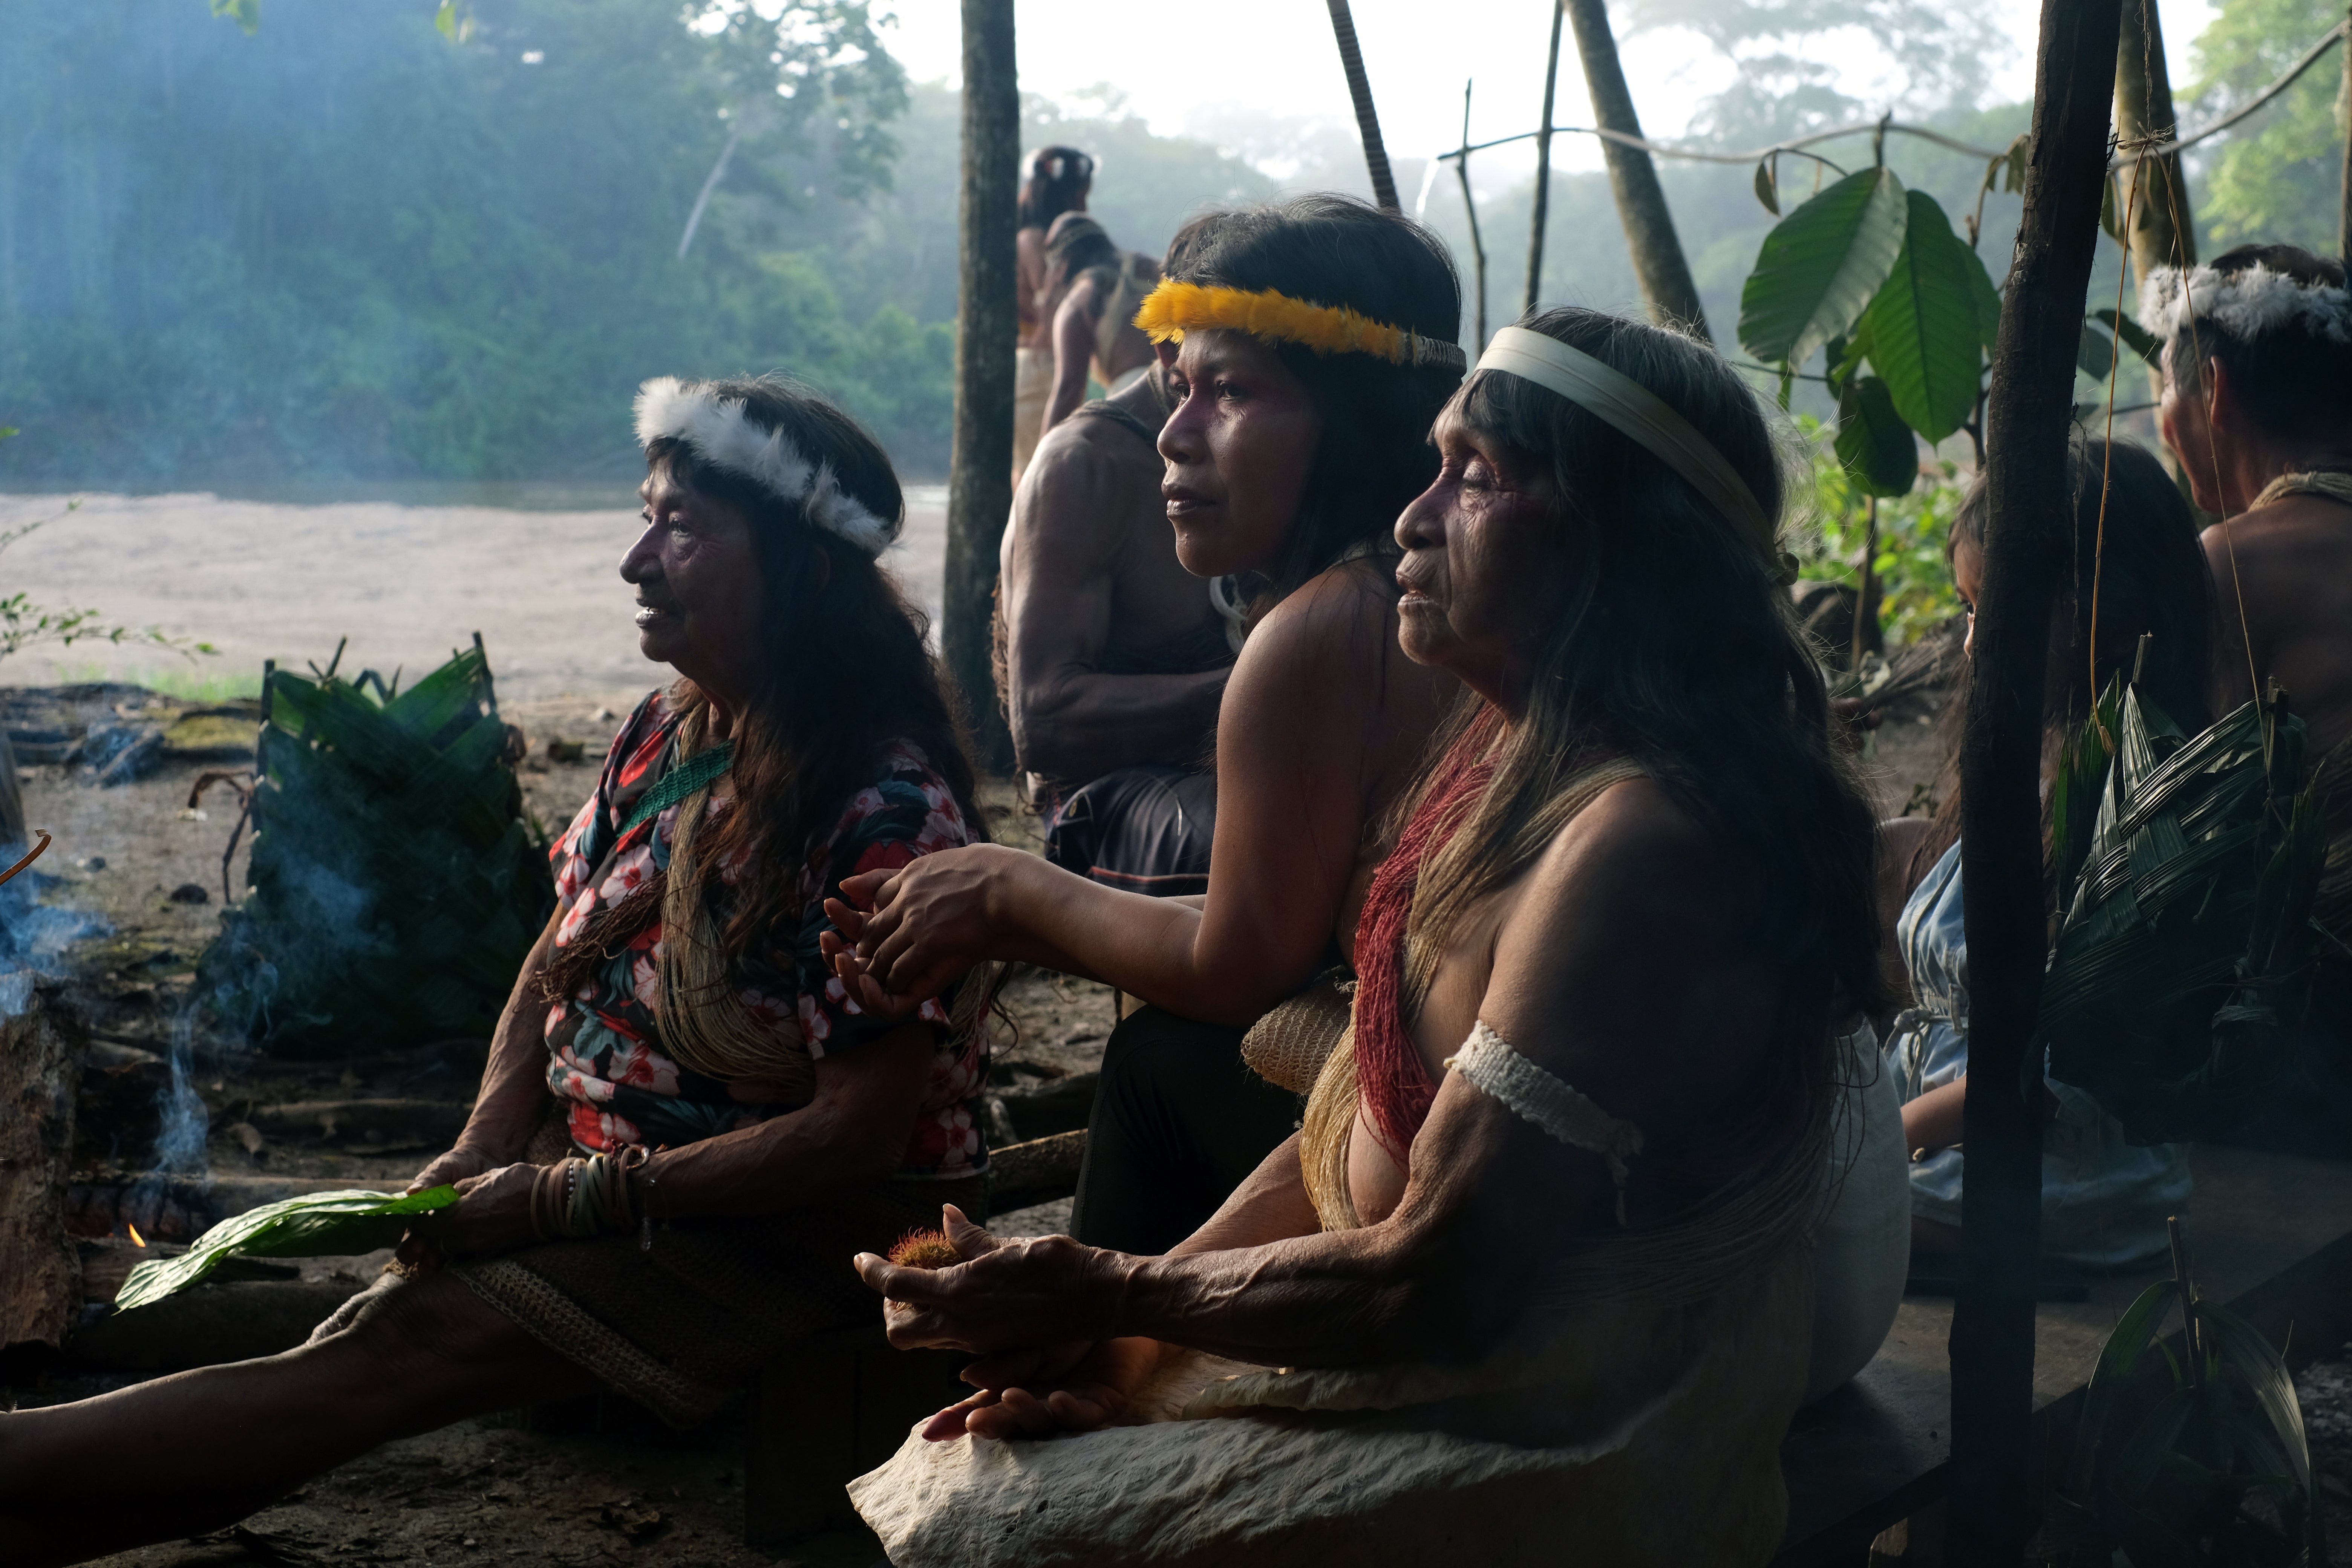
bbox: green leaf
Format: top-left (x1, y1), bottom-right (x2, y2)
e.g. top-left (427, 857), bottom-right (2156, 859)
top-left (2069, 1279), bottom-right (2182, 1494)
top-left (2093, 307), bottom-right (2162, 367)
top-left (2100, 174), bottom-right (2124, 241)
top-left (115, 1187), bottom-right (459, 1311)
top-left (1835, 375), bottom-right (1918, 497)
top-left (2202, 1301), bottom-right (2312, 1489)
top-left (2110, 1384), bottom-right (2200, 1500)
top-left (2078, 323), bottom-right (2118, 381)
top-left (1753, 157), bottom-right (1779, 216)
top-left (210, 0), bottom-right (261, 34)
top-left (1738, 166), bottom-right (1910, 368)
top-left (1860, 190), bottom-right (1984, 444)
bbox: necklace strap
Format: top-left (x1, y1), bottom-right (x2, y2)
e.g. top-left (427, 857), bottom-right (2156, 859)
top-left (622, 739), bottom-right (735, 836)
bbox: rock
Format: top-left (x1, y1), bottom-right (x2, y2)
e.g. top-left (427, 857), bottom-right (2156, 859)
top-left (167, 883), bottom-right (210, 905)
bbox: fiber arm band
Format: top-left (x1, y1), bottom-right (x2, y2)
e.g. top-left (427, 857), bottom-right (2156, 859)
top-left (1445, 1021), bottom-right (1646, 1224)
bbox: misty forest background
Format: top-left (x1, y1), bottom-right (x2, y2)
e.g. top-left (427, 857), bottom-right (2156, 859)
top-left (1, 0), bottom-right (2343, 486)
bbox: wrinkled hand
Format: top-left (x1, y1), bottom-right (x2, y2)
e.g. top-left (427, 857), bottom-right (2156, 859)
top-left (820, 843), bottom-right (1026, 1016)
top-left (919, 1336), bottom-right (1169, 1441)
top-left (855, 1204), bottom-right (1117, 1356)
top-left (397, 1162), bottom-right (540, 1265)
top-left (405, 1143), bottom-right (501, 1197)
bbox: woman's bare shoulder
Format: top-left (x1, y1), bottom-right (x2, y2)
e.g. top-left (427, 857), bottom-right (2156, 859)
top-left (1524, 776), bottom-right (1718, 928)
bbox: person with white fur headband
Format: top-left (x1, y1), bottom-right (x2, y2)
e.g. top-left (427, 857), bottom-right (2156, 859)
top-left (0, 374), bottom-right (1005, 1564)
top-left (2148, 241), bottom-right (2352, 1152)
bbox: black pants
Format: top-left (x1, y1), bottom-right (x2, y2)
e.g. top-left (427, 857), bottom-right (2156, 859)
top-left (1044, 765), bottom-right (1217, 897)
top-left (1068, 1005), bottom-right (1303, 1255)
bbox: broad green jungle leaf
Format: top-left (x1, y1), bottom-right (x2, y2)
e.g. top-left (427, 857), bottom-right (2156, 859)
top-left (115, 1186), bottom-right (459, 1311)
top-left (1835, 375), bottom-right (1918, 497)
top-left (1738, 167), bottom-right (1909, 368)
top-left (1860, 190), bottom-right (1984, 444)
top-left (2077, 323), bottom-right (2118, 382)
top-left (1753, 157), bottom-right (1779, 215)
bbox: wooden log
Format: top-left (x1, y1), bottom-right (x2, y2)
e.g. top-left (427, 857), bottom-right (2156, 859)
top-left (61, 1173), bottom-right (406, 1242)
top-left (1949, 0), bottom-right (2122, 1553)
top-left (986, 1128), bottom-right (1085, 1215)
top-left (247, 1097), bottom-right (471, 1148)
top-left (942, 0), bottom-right (1020, 772)
top-left (0, 980), bottom-right (86, 1349)
top-left (67, 1278), bottom-right (367, 1372)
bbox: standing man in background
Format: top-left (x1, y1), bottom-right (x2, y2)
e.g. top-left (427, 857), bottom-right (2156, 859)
top-left (1013, 147), bottom-right (1094, 486)
top-left (997, 218), bottom-right (1237, 897)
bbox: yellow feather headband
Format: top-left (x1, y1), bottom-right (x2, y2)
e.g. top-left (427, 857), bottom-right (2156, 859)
top-left (1133, 280), bottom-right (1467, 374)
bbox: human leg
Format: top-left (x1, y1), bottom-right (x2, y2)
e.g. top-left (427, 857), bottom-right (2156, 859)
top-left (0, 1269), bottom-right (575, 1567)
top-left (1068, 1006), bottom-right (1301, 1254)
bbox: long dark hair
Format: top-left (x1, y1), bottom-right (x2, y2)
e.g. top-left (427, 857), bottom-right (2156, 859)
top-left (1017, 146), bottom-right (1093, 231)
top-left (1416, 308), bottom-right (1884, 1045)
top-left (1173, 194), bottom-right (1462, 595)
top-left (1908, 436), bottom-right (2213, 886)
top-left (644, 375), bottom-right (983, 957)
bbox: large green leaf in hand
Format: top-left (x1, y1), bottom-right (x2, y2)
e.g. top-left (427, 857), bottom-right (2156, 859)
top-left (1835, 374), bottom-right (1919, 497)
top-left (1738, 167), bottom-right (1909, 369)
top-left (1860, 190), bottom-right (1985, 444)
top-left (114, 1186), bottom-right (459, 1311)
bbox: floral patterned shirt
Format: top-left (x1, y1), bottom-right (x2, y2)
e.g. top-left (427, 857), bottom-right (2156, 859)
top-left (544, 691), bottom-right (988, 1179)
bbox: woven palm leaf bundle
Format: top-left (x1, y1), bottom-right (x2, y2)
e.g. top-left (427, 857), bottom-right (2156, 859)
top-left (202, 639), bottom-right (556, 1056)
top-left (2038, 678), bottom-right (2328, 1143)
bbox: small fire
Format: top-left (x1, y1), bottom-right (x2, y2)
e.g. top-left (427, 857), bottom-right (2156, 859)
top-left (126, 1222), bottom-right (147, 1248)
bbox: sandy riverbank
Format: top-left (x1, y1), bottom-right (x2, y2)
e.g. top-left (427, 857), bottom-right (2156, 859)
top-left (0, 485), bottom-right (949, 704)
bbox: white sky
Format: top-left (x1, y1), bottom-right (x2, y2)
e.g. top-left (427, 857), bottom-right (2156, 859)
top-left (873, 0), bottom-right (2217, 183)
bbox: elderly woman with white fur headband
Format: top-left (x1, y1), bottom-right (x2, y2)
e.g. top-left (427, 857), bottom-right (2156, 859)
top-left (0, 374), bottom-right (995, 1566)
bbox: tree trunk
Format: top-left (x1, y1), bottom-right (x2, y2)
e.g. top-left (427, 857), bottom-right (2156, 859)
top-left (2114, 0), bottom-right (2196, 280)
top-left (0, 982), bottom-right (86, 1350)
top-left (1560, 0), bottom-right (1710, 339)
top-left (1949, 0), bottom-right (2122, 1555)
top-left (1525, 0), bottom-right (1568, 314)
top-left (943, 0), bottom-right (1020, 773)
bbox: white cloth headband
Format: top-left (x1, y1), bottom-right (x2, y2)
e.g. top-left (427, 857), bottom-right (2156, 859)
top-left (632, 378), bottom-right (899, 557)
top-left (1475, 328), bottom-right (1786, 577)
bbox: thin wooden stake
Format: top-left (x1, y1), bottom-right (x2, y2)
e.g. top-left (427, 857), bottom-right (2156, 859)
top-left (1948, 0), bottom-right (2124, 1553)
top-left (1456, 82), bottom-right (1490, 350)
top-left (1526, 0), bottom-right (1566, 314)
top-left (1325, 0), bottom-right (1400, 212)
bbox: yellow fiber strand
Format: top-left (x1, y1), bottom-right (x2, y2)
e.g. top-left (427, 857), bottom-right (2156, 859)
top-left (1133, 279), bottom-right (1455, 369)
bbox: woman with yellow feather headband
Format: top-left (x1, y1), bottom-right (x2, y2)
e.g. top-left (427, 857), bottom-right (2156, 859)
top-left (828, 194), bottom-right (1465, 1251)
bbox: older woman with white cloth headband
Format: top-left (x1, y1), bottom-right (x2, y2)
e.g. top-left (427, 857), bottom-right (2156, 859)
top-left (840, 310), bottom-right (1903, 1567)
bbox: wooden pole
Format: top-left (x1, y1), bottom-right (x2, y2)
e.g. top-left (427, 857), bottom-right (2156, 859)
top-left (1525, 0), bottom-right (1567, 314)
top-left (943, 0), bottom-right (1019, 773)
top-left (2114, 0), bottom-right (2196, 281)
top-left (1458, 82), bottom-right (1490, 349)
top-left (1560, 0), bottom-right (1711, 338)
top-left (2340, 7), bottom-right (2352, 262)
top-left (1325, 0), bottom-right (1401, 212)
top-left (1949, 0), bottom-right (2122, 1552)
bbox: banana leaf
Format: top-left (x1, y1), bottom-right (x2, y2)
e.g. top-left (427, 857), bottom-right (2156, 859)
top-left (2040, 681), bottom-right (2328, 1144)
top-left (114, 1185), bottom-right (458, 1311)
top-left (200, 639), bottom-right (557, 1056)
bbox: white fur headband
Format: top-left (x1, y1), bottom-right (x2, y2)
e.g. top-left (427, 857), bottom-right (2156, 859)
top-left (2138, 262), bottom-right (2352, 348)
top-left (632, 377), bottom-right (899, 557)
